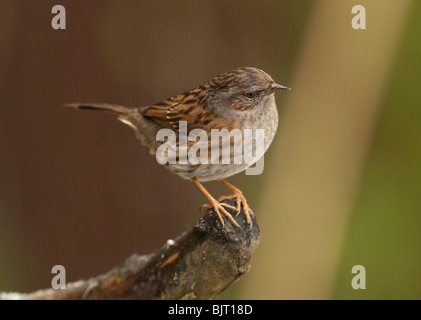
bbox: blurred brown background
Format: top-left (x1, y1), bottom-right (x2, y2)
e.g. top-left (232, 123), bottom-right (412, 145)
top-left (1, 0), bottom-right (420, 299)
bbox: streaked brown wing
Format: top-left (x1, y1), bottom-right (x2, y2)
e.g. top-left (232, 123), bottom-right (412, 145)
top-left (141, 88), bottom-right (211, 132)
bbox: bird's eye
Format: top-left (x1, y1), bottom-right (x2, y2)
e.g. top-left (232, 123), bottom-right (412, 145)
top-left (245, 92), bottom-right (257, 99)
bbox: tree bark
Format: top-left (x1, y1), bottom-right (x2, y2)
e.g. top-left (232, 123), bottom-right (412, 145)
top-left (0, 199), bottom-right (260, 300)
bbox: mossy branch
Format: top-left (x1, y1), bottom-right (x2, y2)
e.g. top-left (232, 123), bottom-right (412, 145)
top-left (0, 199), bottom-right (260, 300)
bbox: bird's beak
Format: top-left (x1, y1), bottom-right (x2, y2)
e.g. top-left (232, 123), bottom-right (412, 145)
top-left (269, 83), bottom-right (291, 93)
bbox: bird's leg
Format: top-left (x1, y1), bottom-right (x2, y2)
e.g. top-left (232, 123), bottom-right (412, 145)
top-left (218, 180), bottom-right (253, 227)
top-left (191, 177), bottom-right (240, 228)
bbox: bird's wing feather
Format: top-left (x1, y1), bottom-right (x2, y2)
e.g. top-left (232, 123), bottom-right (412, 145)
top-left (142, 88), bottom-right (211, 132)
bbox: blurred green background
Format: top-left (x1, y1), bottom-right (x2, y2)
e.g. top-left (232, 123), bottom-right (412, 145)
top-left (0, 0), bottom-right (419, 299)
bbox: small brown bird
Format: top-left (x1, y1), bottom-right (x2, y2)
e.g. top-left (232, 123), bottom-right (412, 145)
top-left (66, 67), bottom-right (290, 228)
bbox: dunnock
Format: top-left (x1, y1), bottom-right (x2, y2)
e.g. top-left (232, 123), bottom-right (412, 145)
top-left (66, 67), bottom-right (290, 228)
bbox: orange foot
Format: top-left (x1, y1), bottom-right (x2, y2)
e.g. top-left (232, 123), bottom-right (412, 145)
top-left (192, 177), bottom-right (240, 228)
top-left (219, 179), bottom-right (254, 228)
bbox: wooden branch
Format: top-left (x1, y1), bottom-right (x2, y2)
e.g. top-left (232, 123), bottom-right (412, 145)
top-left (0, 199), bottom-right (260, 300)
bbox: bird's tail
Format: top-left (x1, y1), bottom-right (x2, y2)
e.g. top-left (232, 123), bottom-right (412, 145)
top-left (64, 103), bottom-right (131, 115)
